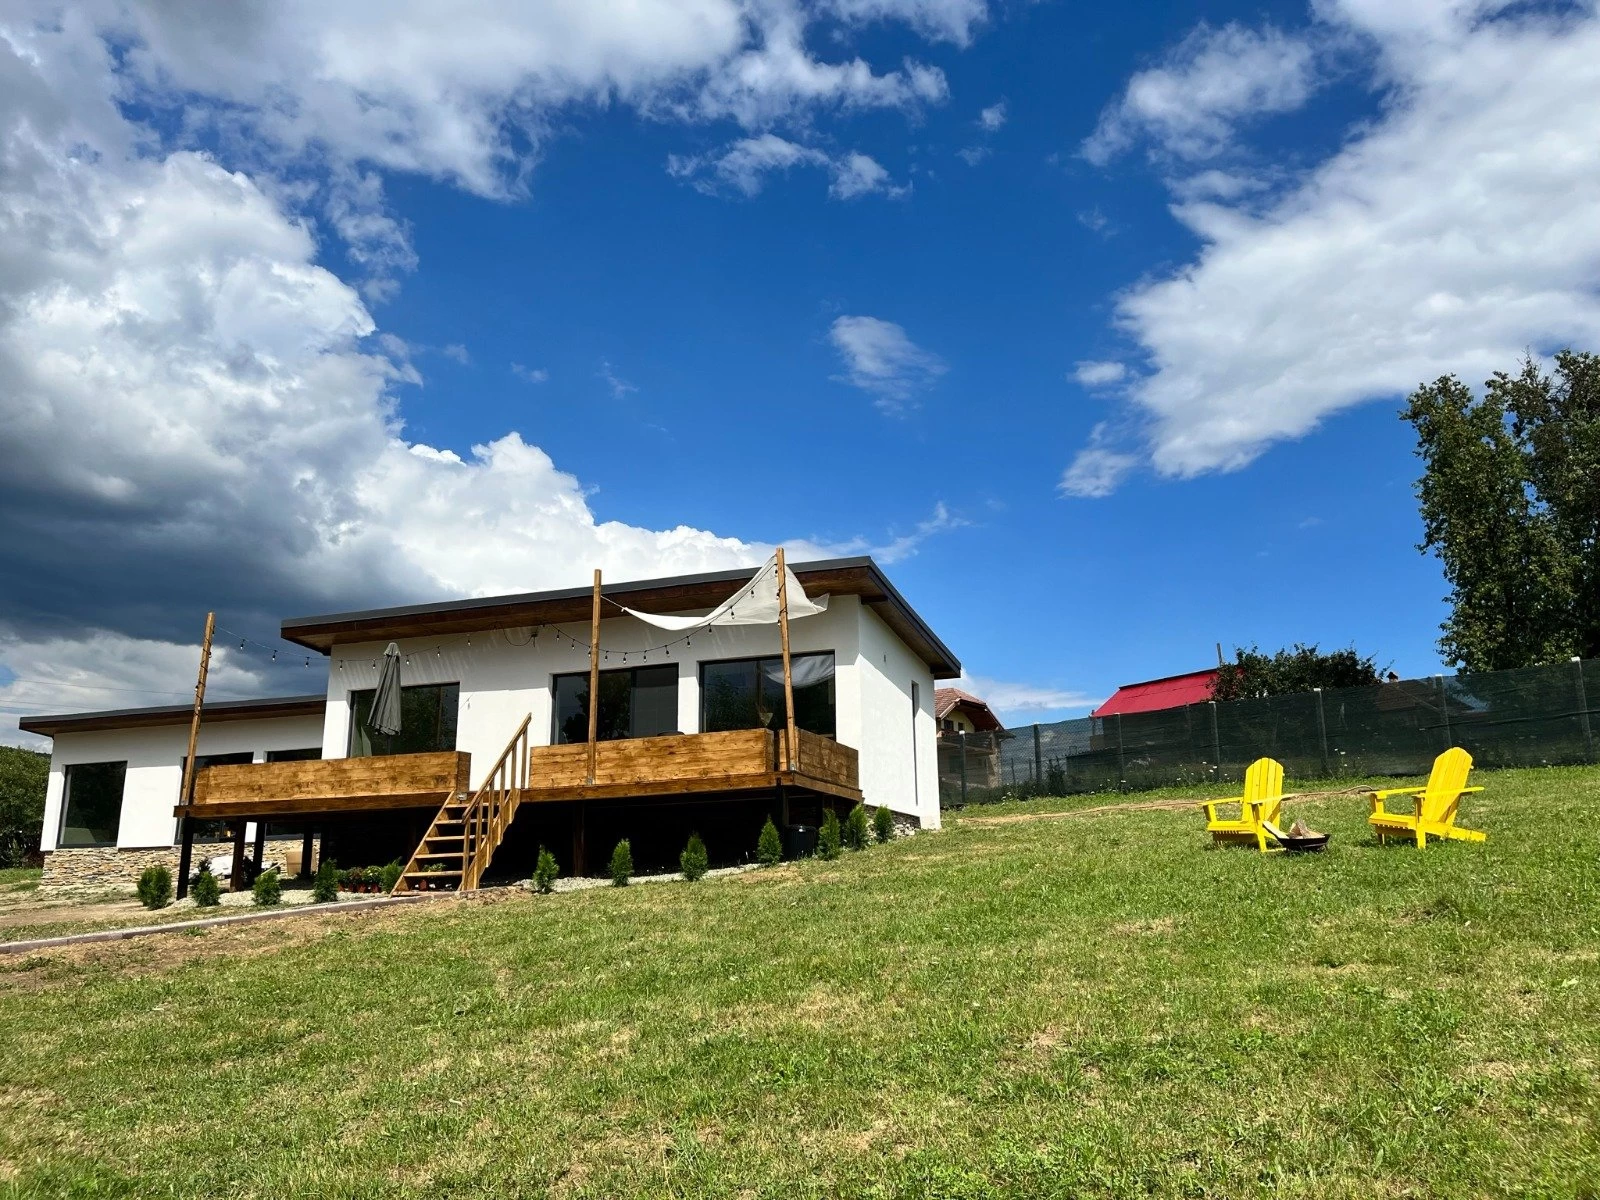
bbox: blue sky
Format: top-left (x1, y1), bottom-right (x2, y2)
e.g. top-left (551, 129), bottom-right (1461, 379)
top-left (3, 0), bottom-right (1599, 739)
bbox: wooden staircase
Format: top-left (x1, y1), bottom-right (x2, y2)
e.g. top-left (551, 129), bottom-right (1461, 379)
top-left (394, 714), bottom-right (531, 895)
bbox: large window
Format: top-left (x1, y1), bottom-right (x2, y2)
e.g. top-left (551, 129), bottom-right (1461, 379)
top-left (700, 652), bottom-right (836, 739)
top-left (553, 666), bottom-right (679, 744)
top-left (348, 683), bottom-right (460, 756)
top-left (181, 752), bottom-right (253, 842)
top-left (58, 761), bottom-right (126, 847)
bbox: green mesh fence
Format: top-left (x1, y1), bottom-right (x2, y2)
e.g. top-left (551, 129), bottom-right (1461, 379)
top-left (939, 656), bottom-right (1600, 807)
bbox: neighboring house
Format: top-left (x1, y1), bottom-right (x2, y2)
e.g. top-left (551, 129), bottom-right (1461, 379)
top-left (1091, 669), bottom-right (1220, 718)
top-left (23, 557), bottom-right (958, 892)
top-left (934, 687), bottom-right (1007, 788)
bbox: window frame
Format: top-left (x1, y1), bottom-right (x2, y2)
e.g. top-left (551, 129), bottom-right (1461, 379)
top-left (697, 650), bottom-right (837, 739)
top-left (346, 682), bottom-right (461, 757)
top-left (57, 760), bottom-right (128, 849)
top-left (550, 664), bottom-right (681, 745)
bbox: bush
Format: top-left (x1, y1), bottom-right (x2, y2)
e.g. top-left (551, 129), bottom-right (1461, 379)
top-left (844, 803), bottom-right (869, 851)
top-left (609, 839), bottom-right (633, 887)
top-left (680, 833), bottom-right (708, 881)
top-left (136, 864), bottom-right (172, 910)
top-left (252, 869), bottom-right (281, 907)
top-left (0, 746), bottom-right (47, 869)
top-left (818, 810), bottom-right (842, 860)
top-left (534, 845), bottom-right (559, 894)
top-left (312, 858), bottom-right (339, 903)
top-left (192, 868), bottom-right (221, 908)
top-left (756, 817), bottom-right (783, 867)
top-left (874, 803), bottom-right (894, 844)
top-left (379, 861), bottom-right (402, 893)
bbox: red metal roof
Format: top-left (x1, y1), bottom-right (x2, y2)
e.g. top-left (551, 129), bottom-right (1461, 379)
top-left (1091, 669), bottom-right (1219, 718)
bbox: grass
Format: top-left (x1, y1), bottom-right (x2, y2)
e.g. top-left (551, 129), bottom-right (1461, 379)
top-left (0, 868), bottom-right (40, 894)
top-left (1, 765), bottom-right (1598, 1197)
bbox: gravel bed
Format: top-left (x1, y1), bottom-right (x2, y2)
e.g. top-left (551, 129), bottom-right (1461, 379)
top-left (533, 863), bottom-right (760, 894)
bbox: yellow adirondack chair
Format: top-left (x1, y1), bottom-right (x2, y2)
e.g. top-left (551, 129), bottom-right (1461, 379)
top-left (1368, 746), bottom-right (1486, 848)
top-left (1201, 757), bottom-right (1285, 853)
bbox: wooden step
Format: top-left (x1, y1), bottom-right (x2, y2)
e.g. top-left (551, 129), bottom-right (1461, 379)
top-left (403, 867), bottom-right (462, 879)
top-left (414, 851), bottom-right (466, 862)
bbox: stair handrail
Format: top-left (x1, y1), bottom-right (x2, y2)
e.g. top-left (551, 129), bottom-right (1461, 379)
top-left (460, 713), bottom-right (532, 889)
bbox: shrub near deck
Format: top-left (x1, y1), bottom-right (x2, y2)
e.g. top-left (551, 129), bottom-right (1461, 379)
top-left (1, 765), bottom-right (1599, 1197)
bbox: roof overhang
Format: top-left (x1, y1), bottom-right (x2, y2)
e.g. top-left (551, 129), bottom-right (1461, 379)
top-left (281, 557), bottom-right (961, 679)
top-left (17, 694), bottom-right (327, 739)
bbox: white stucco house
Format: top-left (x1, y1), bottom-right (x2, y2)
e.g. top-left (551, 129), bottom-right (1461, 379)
top-left (23, 557), bottom-right (959, 892)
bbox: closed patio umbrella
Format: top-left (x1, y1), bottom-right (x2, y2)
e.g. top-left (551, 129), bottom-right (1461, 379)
top-left (369, 642), bottom-right (403, 737)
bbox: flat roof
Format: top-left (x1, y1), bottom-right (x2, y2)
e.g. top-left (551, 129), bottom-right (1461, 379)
top-left (17, 694), bottom-right (327, 739)
top-left (281, 556), bottom-right (962, 678)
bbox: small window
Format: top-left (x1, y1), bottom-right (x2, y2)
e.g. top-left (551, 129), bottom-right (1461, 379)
top-left (700, 652), bottom-right (835, 738)
top-left (348, 684), bottom-right (460, 756)
top-left (552, 666), bottom-right (679, 744)
top-left (58, 761), bottom-right (126, 848)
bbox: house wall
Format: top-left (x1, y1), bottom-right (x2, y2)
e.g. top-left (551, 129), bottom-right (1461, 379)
top-left (855, 605), bottom-right (940, 828)
top-left (37, 713), bottom-right (326, 891)
top-left (318, 596), bottom-right (868, 788)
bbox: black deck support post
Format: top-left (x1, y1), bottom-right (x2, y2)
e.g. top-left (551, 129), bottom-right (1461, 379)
top-left (958, 730), bottom-right (968, 806)
top-left (572, 802), bottom-right (587, 877)
top-left (300, 826), bottom-right (315, 879)
top-left (175, 817), bottom-right (194, 900)
top-left (229, 823), bottom-right (247, 892)
top-left (1032, 724), bottom-right (1043, 791)
top-left (252, 820), bottom-right (266, 873)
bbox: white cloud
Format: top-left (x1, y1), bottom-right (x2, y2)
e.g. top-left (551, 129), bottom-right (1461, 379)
top-left (1083, 22), bottom-right (1321, 165)
top-left (1073, 360), bottom-right (1127, 387)
top-left (1071, 1), bottom-right (1600, 488)
top-left (978, 100), bottom-right (1007, 131)
top-left (441, 343), bottom-right (472, 364)
top-left (1059, 424), bottom-right (1138, 498)
top-left (824, 0), bottom-right (989, 46)
top-left (668, 134), bottom-right (905, 198)
top-left (511, 362), bottom-right (548, 383)
top-left (598, 360), bottom-right (638, 397)
top-left (956, 145), bottom-right (990, 166)
top-left (945, 672), bottom-right (1101, 722)
top-left (828, 315), bottom-right (947, 412)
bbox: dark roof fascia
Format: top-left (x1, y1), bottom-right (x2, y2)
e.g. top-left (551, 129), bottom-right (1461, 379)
top-left (18, 694), bottom-right (327, 739)
top-left (281, 557), bottom-right (962, 678)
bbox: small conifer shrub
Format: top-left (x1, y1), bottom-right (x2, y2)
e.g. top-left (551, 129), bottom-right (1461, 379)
top-left (756, 816), bottom-right (783, 867)
top-left (609, 839), bottom-right (633, 887)
top-left (680, 833), bottom-right (708, 881)
top-left (534, 845), bottom-right (560, 894)
top-left (818, 809), bottom-right (842, 860)
top-left (874, 803), bottom-right (894, 844)
top-left (379, 861), bottom-right (402, 893)
top-left (192, 867), bottom-right (221, 908)
top-left (312, 858), bottom-right (339, 903)
top-left (137, 864), bottom-right (173, 910)
top-left (252, 868), bottom-right (281, 907)
top-left (844, 803), bottom-right (869, 851)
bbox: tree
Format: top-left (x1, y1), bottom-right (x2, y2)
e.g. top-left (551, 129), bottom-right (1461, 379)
top-left (1405, 352), bottom-right (1600, 670)
top-left (1212, 644), bottom-right (1383, 701)
top-left (756, 817), bottom-right (782, 866)
top-left (0, 747), bottom-right (48, 868)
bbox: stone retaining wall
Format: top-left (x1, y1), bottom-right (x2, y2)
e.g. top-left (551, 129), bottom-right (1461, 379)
top-left (39, 837), bottom-right (318, 896)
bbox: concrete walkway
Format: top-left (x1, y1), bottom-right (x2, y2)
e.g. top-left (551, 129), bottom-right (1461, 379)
top-left (0, 894), bottom-right (431, 955)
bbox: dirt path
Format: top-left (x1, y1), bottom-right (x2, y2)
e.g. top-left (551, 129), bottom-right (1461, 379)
top-left (958, 786), bottom-right (1375, 827)
top-left (0, 897), bottom-right (148, 930)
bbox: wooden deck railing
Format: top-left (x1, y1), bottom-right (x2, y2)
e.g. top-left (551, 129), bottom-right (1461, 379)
top-left (460, 714), bottom-right (532, 890)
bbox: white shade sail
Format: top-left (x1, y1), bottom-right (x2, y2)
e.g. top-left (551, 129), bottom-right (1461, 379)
top-left (620, 554), bottom-right (828, 632)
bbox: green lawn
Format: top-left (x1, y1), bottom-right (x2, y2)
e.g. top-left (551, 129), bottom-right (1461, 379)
top-left (2, 766), bottom-right (1598, 1198)
top-left (0, 868), bottom-right (40, 893)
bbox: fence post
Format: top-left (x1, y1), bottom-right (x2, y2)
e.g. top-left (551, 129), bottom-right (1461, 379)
top-left (1314, 687), bottom-right (1330, 777)
top-left (1209, 700), bottom-right (1221, 778)
top-left (1576, 657), bottom-right (1594, 764)
top-left (1437, 675), bottom-right (1453, 749)
top-left (958, 730), bottom-right (968, 806)
top-left (1032, 723), bottom-right (1043, 789)
top-left (1115, 712), bottom-right (1126, 792)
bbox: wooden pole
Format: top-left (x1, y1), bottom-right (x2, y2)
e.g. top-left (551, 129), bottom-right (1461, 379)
top-left (587, 569), bottom-right (602, 784)
top-left (174, 611), bottom-right (214, 901)
top-left (776, 548), bottom-right (798, 773)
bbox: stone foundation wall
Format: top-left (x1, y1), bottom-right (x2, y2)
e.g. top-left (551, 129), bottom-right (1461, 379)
top-left (40, 837), bottom-right (318, 896)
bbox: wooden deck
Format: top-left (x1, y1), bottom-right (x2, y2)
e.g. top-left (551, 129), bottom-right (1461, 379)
top-left (524, 728), bottom-right (861, 803)
top-left (179, 751), bottom-right (472, 819)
